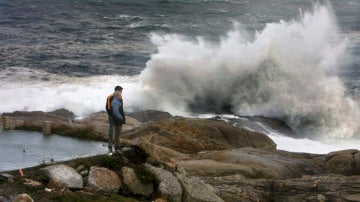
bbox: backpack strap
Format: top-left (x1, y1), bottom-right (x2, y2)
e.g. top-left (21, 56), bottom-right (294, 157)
top-left (106, 94), bottom-right (114, 115)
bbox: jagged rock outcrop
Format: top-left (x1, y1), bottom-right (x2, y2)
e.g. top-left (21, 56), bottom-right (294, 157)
top-left (87, 166), bottom-right (121, 193)
top-left (41, 164), bottom-right (83, 188)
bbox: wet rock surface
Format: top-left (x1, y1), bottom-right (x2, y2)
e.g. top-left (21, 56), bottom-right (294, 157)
top-left (0, 110), bottom-right (359, 201)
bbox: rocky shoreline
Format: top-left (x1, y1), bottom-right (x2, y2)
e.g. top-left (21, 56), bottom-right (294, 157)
top-left (1, 110), bottom-right (359, 202)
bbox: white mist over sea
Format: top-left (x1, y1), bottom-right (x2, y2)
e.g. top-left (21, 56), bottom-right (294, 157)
top-left (139, 4), bottom-right (360, 139)
top-left (0, 3), bottom-right (359, 154)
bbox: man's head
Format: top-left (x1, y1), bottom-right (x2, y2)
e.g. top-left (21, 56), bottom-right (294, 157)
top-left (114, 86), bottom-right (123, 92)
top-left (114, 89), bottom-right (122, 98)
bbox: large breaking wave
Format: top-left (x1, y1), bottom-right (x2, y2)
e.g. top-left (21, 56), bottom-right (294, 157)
top-left (139, 4), bottom-right (360, 139)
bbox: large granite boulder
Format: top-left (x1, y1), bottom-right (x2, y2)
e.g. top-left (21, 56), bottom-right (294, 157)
top-left (123, 117), bottom-right (276, 155)
top-left (87, 166), bottom-right (121, 193)
top-left (41, 164), bottom-right (83, 188)
top-left (12, 193), bottom-right (34, 202)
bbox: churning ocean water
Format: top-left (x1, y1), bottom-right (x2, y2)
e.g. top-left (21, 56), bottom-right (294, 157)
top-left (0, 0), bottom-right (359, 154)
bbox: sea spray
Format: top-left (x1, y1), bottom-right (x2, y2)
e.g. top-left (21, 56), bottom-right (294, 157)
top-left (0, 67), bottom-right (141, 117)
top-left (139, 3), bottom-right (360, 139)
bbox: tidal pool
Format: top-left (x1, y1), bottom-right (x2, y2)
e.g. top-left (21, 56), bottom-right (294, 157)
top-left (0, 127), bottom-right (108, 172)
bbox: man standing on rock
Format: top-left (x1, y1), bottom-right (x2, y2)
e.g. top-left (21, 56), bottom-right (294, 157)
top-left (111, 86), bottom-right (126, 155)
top-left (106, 85), bottom-right (123, 155)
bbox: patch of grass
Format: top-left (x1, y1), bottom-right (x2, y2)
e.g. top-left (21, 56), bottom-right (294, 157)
top-left (31, 170), bottom-right (50, 184)
top-left (96, 155), bottom-right (124, 170)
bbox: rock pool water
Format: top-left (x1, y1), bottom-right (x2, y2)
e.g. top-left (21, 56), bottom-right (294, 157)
top-left (0, 127), bottom-right (108, 172)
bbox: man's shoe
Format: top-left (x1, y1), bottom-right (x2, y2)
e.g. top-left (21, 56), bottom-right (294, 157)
top-left (108, 147), bottom-right (114, 156)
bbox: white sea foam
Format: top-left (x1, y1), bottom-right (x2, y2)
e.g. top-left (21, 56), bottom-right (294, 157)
top-left (268, 134), bottom-right (360, 154)
top-left (0, 67), bottom-right (143, 118)
top-left (138, 3), bottom-right (360, 139)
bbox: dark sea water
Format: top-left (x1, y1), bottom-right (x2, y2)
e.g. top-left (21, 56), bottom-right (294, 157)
top-left (0, 0), bottom-right (360, 152)
top-left (1, 0), bottom-right (359, 76)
